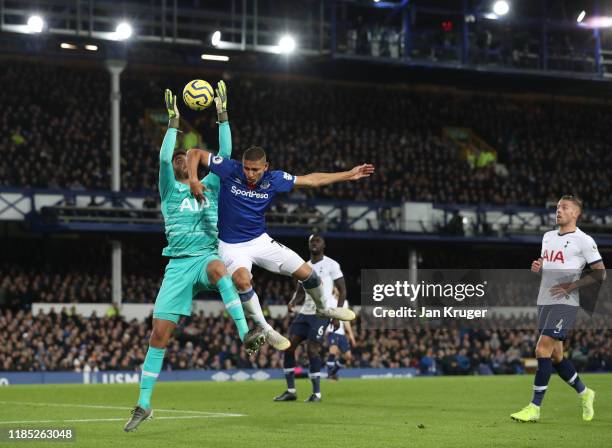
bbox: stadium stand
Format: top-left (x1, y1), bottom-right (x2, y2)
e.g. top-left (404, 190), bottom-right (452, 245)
top-left (1, 61), bottom-right (611, 208)
top-left (1, 309), bottom-right (610, 374)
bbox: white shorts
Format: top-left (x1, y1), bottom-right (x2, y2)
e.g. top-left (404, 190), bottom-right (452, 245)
top-left (218, 233), bottom-right (305, 277)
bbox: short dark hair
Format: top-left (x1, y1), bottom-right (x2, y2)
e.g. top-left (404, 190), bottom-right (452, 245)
top-left (309, 233), bottom-right (324, 242)
top-left (172, 149), bottom-right (187, 161)
top-left (242, 146), bottom-right (267, 162)
top-left (559, 194), bottom-right (583, 212)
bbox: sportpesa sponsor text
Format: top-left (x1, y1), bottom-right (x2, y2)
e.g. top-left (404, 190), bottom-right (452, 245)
top-left (230, 185), bottom-right (270, 199)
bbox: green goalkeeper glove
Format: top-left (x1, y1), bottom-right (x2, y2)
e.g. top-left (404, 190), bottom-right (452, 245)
top-left (164, 88), bottom-right (180, 129)
top-left (215, 80), bottom-right (228, 122)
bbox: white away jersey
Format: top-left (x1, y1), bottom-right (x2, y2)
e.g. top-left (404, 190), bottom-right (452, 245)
top-left (327, 301), bottom-right (349, 336)
top-left (537, 228), bottom-right (602, 306)
top-left (299, 256), bottom-right (344, 315)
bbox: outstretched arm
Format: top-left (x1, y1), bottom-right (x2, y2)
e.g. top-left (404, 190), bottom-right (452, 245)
top-left (159, 89), bottom-right (180, 200)
top-left (294, 163), bottom-right (375, 188)
top-left (216, 81), bottom-right (232, 158)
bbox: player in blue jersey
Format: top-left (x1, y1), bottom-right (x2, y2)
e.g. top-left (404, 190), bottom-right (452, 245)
top-left (186, 122), bottom-right (373, 349)
top-left (124, 84), bottom-right (264, 432)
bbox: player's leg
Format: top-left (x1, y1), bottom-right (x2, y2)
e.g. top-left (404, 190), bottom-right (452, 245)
top-left (328, 335), bottom-right (350, 379)
top-left (124, 315), bottom-right (177, 432)
top-left (204, 259), bottom-right (265, 354)
top-left (138, 317), bottom-right (176, 409)
top-left (125, 258), bottom-right (194, 431)
top-left (274, 320), bottom-right (306, 401)
top-left (327, 344), bottom-right (340, 377)
top-left (511, 333), bottom-right (555, 422)
top-left (341, 348), bottom-right (354, 374)
top-left (326, 333), bottom-right (341, 379)
top-left (551, 334), bottom-right (595, 421)
top-left (291, 263), bottom-right (355, 321)
top-left (232, 267), bottom-right (290, 350)
top-left (302, 316), bottom-right (327, 402)
top-left (219, 239), bottom-right (290, 350)
top-left (249, 234), bottom-right (353, 321)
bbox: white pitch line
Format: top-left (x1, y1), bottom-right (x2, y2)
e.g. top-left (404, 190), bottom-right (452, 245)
top-left (0, 415), bottom-right (229, 425)
top-left (0, 401), bottom-right (245, 417)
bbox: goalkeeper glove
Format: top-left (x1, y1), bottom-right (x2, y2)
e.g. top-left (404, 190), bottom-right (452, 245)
top-left (215, 80), bottom-right (228, 123)
top-left (164, 88), bottom-right (180, 129)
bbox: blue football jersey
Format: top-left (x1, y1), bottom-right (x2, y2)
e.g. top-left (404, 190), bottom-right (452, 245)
top-left (207, 154), bottom-right (296, 243)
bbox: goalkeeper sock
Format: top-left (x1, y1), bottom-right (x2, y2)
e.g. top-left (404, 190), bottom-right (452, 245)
top-left (217, 275), bottom-right (249, 341)
top-left (239, 288), bottom-right (272, 331)
top-left (138, 346), bottom-right (165, 410)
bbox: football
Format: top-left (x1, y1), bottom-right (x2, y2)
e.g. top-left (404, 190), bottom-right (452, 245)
top-left (182, 79), bottom-right (214, 110)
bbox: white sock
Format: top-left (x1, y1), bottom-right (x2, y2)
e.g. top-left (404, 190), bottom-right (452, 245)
top-left (314, 392), bottom-right (321, 398)
top-left (241, 291), bottom-right (272, 331)
top-left (305, 283), bottom-right (327, 311)
top-left (288, 388), bottom-right (296, 393)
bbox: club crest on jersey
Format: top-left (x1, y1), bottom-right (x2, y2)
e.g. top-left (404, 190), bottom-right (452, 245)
top-left (212, 155), bottom-right (223, 164)
top-left (542, 249), bottom-right (564, 263)
top-left (564, 241), bottom-right (570, 248)
top-left (260, 180), bottom-right (270, 190)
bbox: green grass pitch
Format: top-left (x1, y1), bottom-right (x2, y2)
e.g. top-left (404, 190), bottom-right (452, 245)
top-left (0, 374), bottom-right (609, 447)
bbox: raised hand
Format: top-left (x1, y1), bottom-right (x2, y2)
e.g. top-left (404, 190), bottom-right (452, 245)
top-left (164, 89), bottom-right (180, 128)
top-left (214, 80), bottom-right (228, 122)
top-left (347, 164), bottom-right (375, 181)
top-left (189, 179), bottom-right (206, 203)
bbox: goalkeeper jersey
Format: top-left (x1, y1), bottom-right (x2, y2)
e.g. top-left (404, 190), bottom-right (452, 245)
top-left (158, 123), bottom-right (232, 257)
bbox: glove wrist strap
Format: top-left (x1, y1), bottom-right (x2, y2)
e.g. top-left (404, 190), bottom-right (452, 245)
top-left (217, 111), bottom-right (228, 123)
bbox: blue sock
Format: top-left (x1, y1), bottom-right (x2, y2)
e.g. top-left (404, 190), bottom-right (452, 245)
top-left (309, 356), bottom-right (322, 395)
top-left (217, 275), bottom-right (249, 341)
top-left (335, 359), bottom-right (344, 372)
top-left (326, 354), bottom-right (336, 371)
top-left (531, 358), bottom-right (553, 406)
top-left (554, 359), bottom-right (586, 394)
top-left (138, 346), bottom-right (165, 410)
top-left (284, 351), bottom-right (296, 391)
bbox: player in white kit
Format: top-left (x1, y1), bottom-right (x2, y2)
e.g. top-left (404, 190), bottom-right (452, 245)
top-left (274, 234), bottom-right (349, 402)
top-left (326, 288), bottom-right (356, 381)
top-left (511, 195), bottom-right (605, 423)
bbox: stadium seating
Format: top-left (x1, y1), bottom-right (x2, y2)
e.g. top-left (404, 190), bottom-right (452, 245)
top-left (1, 61), bottom-right (611, 208)
top-left (1, 308), bottom-right (609, 374)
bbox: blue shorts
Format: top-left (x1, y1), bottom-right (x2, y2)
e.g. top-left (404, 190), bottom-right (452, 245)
top-left (327, 333), bottom-right (350, 353)
top-left (537, 304), bottom-right (578, 341)
top-left (289, 314), bottom-right (329, 343)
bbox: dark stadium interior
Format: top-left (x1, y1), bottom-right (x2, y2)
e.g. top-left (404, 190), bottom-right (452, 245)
top-left (1, 0), bottom-right (611, 389)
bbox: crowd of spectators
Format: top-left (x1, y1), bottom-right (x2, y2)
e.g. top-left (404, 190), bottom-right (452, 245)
top-left (1, 308), bottom-right (610, 374)
top-left (0, 263), bottom-right (296, 308)
top-left (2, 61), bottom-right (611, 209)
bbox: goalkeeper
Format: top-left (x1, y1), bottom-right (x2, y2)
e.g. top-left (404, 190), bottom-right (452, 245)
top-left (125, 82), bottom-right (264, 432)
